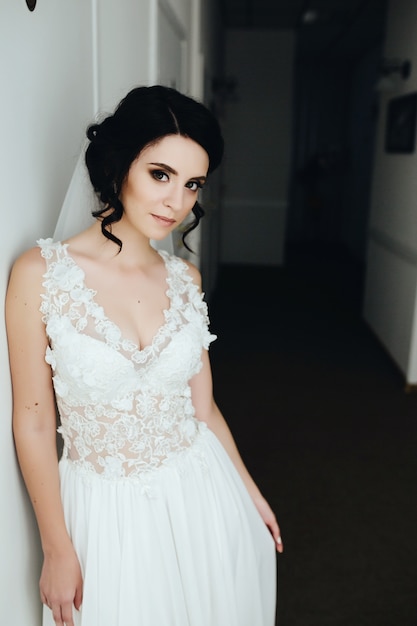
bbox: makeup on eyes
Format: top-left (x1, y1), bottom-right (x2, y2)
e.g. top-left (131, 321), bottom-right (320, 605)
top-left (149, 162), bottom-right (207, 191)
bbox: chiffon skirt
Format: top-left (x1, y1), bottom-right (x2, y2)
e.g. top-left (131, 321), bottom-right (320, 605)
top-left (43, 428), bottom-right (276, 626)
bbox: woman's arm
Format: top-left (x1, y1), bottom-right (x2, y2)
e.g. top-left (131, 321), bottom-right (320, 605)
top-left (6, 248), bottom-right (83, 626)
top-left (190, 351), bottom-right (283, 552)
top-left (186, 264), bottom-right (283, 552)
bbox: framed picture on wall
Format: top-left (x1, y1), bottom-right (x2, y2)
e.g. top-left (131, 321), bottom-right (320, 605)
top-left (385, 92), bottom-right (417, 153)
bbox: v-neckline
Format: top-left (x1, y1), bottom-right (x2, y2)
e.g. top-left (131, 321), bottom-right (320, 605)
top-left (61, 242), bottom-right (174, 356)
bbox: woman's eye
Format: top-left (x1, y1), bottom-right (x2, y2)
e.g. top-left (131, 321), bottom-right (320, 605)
top-left (152, 170), bottom-right (169, 182)
top-left (186, 180), bottom-right (202, 192)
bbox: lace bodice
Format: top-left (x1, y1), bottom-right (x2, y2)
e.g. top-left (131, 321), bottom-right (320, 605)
top-left (38, 239), bottom-right (216, 482)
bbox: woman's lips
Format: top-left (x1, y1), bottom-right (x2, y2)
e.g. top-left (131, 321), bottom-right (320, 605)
top-left (151, 214), bottom-right (176, 227)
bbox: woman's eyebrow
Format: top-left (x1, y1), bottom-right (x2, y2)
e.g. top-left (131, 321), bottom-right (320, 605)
top-left (149, 162), bottom-right (207, 182)
top-left (149, 162), bottom-right (177, 175)
top-left (192, 175), bottom-right (207, 183)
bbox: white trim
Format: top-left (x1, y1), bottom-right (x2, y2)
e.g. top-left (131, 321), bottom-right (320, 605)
top-left (407, 296), bottom-right (417, 383)
top-left (148, 0), bottom-right (158, 84)
top-left (189, 0), bottom-right (201, 98)
top-left (368, 227), bottom-right (417, 266)
top-left (180, 39), bottom-right (188, 93)
top-left (91, 0), bottom-right (99, 114)
top-left (158, 0), bottom-right (186, 39)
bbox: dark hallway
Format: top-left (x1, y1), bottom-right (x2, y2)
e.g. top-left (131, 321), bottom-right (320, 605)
top-left (209, 246), bottom-right (417, 625)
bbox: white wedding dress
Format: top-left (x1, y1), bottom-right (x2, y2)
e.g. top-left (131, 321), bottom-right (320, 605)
top-left (39, 238), bottom-right (276, 626)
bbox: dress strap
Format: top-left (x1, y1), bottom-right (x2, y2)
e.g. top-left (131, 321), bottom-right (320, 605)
top-left (37, 238), bottom-right (69, 323)
top-left (160, 252), bottom-right (216, 350)
top-left (37, 238), bottom-right (66, 266)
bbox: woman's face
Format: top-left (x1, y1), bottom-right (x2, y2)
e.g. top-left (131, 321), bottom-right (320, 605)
top-left (120, 134), bottom-right (209, 240)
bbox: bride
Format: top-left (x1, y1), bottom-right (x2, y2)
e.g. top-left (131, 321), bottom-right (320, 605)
top-left (6, 85), bottom-right (282, 626)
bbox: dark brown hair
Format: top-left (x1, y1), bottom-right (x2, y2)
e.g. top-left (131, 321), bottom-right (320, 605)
top-left (85, 85), bottom-right (224, 251)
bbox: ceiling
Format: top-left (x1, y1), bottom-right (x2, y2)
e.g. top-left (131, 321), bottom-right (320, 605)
top-left (220, 0), bottom-right (387, 60)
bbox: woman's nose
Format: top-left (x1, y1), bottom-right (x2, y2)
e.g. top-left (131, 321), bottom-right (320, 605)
top-left (164, 184), bottom-right (185, 211)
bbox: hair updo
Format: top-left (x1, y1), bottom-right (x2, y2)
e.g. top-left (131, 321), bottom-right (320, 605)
top-left (85, 85), bottom-right (224, 251)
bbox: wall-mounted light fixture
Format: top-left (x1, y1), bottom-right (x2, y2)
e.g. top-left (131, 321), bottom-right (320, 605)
top-left (301, 9), bottom-right (319, 24)
top-left (26, 0), bottom-right (36, 11)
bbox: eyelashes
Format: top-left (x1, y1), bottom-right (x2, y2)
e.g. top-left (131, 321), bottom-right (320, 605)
top-left (186, 180), bottom-right (204, 192)
top-left (151, 169), bottom-right (169, 182)
top-left (150, 169), bottom-right (204, 192)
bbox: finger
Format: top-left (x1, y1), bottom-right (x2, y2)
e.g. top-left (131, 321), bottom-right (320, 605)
top-left (74, 584), bottom-right (83, 611)
top-left (269, 520), bottom-right (284, 553)
top-left (274, 521), bottom-right (284, 552)
top-left (51, 603), bottom-right (64, 626)
top-left (61, 601), bottom-right (75, 626)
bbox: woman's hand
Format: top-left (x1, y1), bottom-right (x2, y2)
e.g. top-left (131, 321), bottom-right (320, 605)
top-left (253, 494), bottom-right (284, 553)
top-left (40, 546), bottom-right (83, 626)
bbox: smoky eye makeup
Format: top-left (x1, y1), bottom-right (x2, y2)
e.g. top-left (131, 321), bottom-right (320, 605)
top-left (150, 169), bottom-right (169, 182)
top-left (149, 163), bottom-right (206, 190)
top-left (186, 180), bottom-right (204, 192)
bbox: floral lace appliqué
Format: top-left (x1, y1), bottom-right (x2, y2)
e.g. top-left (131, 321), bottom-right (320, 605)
top-left (38, 238), bottom-right (216, 482)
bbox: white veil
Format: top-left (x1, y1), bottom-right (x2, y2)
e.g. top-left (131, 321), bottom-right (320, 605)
top-left (53, 142), bottom-right (174, 254)
top-left (53, 145), bottom-right (96, 241)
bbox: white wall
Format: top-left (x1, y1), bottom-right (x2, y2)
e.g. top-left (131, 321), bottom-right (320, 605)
top-left (198, 0), bottom-right (225, 296)
top-left (96, 0), bottom-right (191, 114)
top-left (220, 29), bottom-right (294, 265)
top-left (1, 1), bottom-right (221, 624)
top-left (0, 2), bottom-right (94, 624)
top-left (364, 0), bottom-right (417, 383)
top-left (96, 0), bottom-right (153, 113)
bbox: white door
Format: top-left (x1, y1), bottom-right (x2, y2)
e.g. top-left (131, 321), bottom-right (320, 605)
top-left (157, 1), bottom-right (187, 91)
top-left (156, 1), bottom-right (190, 257)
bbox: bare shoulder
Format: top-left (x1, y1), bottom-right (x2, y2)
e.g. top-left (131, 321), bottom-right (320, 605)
top-left (11, 244), bottom-right (44, 270)
top-left (181, 258), bottom-right (202, 289)
top-left (7, 245), bottom-right (45, 302)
